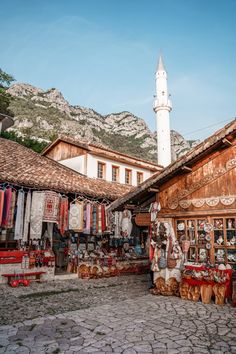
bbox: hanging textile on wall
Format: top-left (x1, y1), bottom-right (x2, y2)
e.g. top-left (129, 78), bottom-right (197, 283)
top-left (43, 191), bottom-right (60, 223)
top-left (14, 190), bottom-right (25, 240)
top-left (91, 205), bottom-right (97, 235)
top-left (97, 205), bottom-right (103, 235)
top-left (30, 191), bottom-right (45, 239)
top-left (121, 209), bottom-right (132, 237)
top-left (84, 203), bottom-right (91, 234)
top-left (114, 211), bottom-right (122, 237)
top-left (0, 190), bottom-right (4, 225)
top-left (101, 205), bottom-right (106, 232)
top-left (47, 222), bottom-right (53, 246)
top-left (69, 201), bottom-right (83, 231)
top-left (58, 196), bottom-right (69, 235)
top-left (2, 188), bottom-right (12, 226)
top-left (149, 201), bottom-right (161, 222)
top-left (23, 191), bottom-right (32, 242)
top-left (6, 190), bottom-right (16, 229)
top-left (106, 211), bottom-right (115, 233)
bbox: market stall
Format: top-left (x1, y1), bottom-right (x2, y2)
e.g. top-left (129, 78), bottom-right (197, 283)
top-left (0, 185), bottom-right (149, 283)
top-left (0, 137), bottom-right (133, 284)
top-left (107, 119), bottom-right (236, 305)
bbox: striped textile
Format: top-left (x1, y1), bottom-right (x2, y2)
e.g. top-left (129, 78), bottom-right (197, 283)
top-left (1, 188), bottom-right (12, 226)
top-left (0, 190), bottom-right (5, 225)
top-left (58, 197), bottom-right (69, 235)
top-left (6, 190), bottom-right (16, 229)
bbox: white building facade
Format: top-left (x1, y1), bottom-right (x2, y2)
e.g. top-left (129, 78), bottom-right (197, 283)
top-left (43, 138), bottom-right (162, 187)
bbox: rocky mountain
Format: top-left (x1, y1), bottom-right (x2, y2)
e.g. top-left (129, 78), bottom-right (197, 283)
top-left (7, 83), bottom-right (198, 162)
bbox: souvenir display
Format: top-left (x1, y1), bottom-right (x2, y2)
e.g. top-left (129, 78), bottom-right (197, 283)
top-left (149, 219), bottom-right (183, 296)
top-left (177, 222), bottom-right (185, 231)
top-left (204, 223), bottom-right (213, 233)
top-left (0, 183), bottom-right (151, 282)
top-left (180, 263), bottom-right (232, 305)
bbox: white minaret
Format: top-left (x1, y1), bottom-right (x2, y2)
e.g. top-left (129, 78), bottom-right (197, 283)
top-left (153, 55), bottom-right (172, 167)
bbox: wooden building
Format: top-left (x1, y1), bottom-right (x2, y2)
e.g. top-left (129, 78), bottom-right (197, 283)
top-left (42, 137), bottom-right (162, 187)
top-left (108, 119), bottom-right (236, 269)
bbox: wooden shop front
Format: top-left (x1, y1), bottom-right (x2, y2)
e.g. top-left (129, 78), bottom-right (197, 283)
top-left (108, 119), bottom-right (236, 304)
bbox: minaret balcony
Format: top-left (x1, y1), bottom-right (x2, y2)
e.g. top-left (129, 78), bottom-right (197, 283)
top-left (153, 99), bottom-right (172, 111)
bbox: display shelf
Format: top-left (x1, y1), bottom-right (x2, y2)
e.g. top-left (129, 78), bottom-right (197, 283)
top-left (176, 215), bottom-right (236, 265)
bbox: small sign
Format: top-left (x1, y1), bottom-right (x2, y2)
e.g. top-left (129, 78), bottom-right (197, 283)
top-left (135, 213), bottom-right (151, 226)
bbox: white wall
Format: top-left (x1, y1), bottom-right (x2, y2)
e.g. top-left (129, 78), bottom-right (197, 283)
top-left (87, 154), bottom-right (152, 186)
top-left (59, 155), bottom-right (85, 174)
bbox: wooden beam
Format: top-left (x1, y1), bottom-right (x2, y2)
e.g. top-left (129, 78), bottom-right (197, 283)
top-left (222, 138), bottom-right (232, 147)
top-left (148, 187), bottom-right (159, 193)
top-left (138, 195), bottom-right (156, 209)
top-left (124, 204), bottom-right (135, 210)
top-left (181, 166), bottom-right (192, 172)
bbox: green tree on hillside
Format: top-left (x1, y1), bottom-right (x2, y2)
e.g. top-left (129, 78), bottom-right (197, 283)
top-left (0, 68), bottom-right (15, 116)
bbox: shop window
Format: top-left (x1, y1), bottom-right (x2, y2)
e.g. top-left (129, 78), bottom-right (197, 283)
top-left (176, 218), bottom-right (208, 263)
top-left (137, 172), bottom-right (143, 185)
top-left (213, 217), bottom-right (236, 265)
top-left (97, 162), bottom-right (106, 179)
top-left (125, 169), bottom-right (132, 185)
top-left (175, 216), bottom-right (236, 269)
top-left (112, 165), bottom-right (119, 182)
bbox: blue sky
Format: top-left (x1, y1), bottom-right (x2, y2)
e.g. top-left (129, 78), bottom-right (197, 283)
top-left (1, 0), bottom-right (236, 140)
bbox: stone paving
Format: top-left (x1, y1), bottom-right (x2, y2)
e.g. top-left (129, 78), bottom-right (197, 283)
top-left (0, 275), bottom-right (236, 353)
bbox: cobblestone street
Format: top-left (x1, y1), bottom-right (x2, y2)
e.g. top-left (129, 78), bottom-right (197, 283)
top-left (0, 275), bottom-right (236, 353)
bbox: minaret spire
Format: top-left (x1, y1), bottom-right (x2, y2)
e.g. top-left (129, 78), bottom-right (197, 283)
top-left (157, 55), bottom-right (165, 72)
top-left (153, 55), bottom-right (172, 167)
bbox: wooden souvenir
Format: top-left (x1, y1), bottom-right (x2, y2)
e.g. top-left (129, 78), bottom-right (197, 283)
top-left (154, 277), bottom-right (165, 294)
top-left (187, 286), bottom-right (194, 301)
top-left (179, 282), bottom-right (189, 300)
top-left (78, 264), bottom-right (90, 278)
top-left (166, 277), bottom-right (179, 296)
top-left (191, 285), bottom-right (201, 302)
top-left (213, 284), bottom-right (226, 305)
top-left (200, 284), bottom-right (213, 304)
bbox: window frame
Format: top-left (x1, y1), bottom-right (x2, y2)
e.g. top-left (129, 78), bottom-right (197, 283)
top-left (97, 161), bottom-right (106, 179)
top-left (137, 171), bottom-right (144, 185)
top-left (112, 165), bottom-right (120, 182)
top-left (125, 168), bottom-right (132, 185)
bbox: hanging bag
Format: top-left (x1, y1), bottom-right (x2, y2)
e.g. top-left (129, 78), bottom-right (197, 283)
top-left (158, 249), bottom-right (167, 269)
top-left (167, 237), bottom-right (177, 269)
top-left (151, 247), bottom-right (160, 272)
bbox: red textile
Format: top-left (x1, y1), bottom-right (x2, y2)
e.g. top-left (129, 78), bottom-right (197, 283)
top-left (101, 205), bottom-right (106, 232)
top-left (149, 225), bottom-right (154, 261)
top-left (1, 188), bottom-right (12, 226)
top-left (0, 190), bottom-right (4, 225)
top-left (43, 191), bottom-right (60, 223)
top-left (149, 245), bottom-right (155, 261)
top-left (6, 190), bottom-right (16, 229)
top-left (58, 197), bottom-right (68, 235)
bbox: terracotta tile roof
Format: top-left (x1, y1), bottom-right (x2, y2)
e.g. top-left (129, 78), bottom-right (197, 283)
top-left (0, 138), bottom-right (133, 200)
top-left (42, 136), bottom-right (163, 172)
top-left (108, 118), bottom-right (236, 211)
